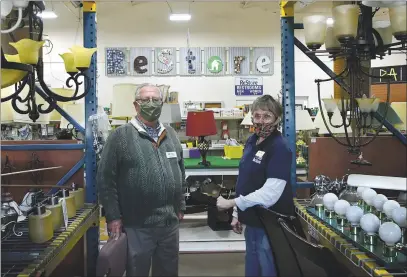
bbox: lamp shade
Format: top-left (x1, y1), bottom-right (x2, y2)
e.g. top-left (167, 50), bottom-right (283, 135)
top-left (373, 21), bottom-right (394, 45)
top-left (296, 110), bottom-right (315, 131)
top-left (325, 27), bottom-right (341, 52)
top-left (111, 83), bottom-right (139, 119)
top-left (241, 110), bottom-right (253, 126)
top-left (303, 15), bottom-right (328, 49)
top-left (45, 88), bottom-right (75, 121)
top-left (160, 103), bottom-right (182, 124)
top-left (390, 102), bottom-right (406, 131)
top-left (389, 5), bottom-right (407, 40)
top-left (60, 102), bottom-right (85, 129)
top-left (186, 110), bottom-right (217, 137)
top-left (332, 4), bottom-right (360, 42)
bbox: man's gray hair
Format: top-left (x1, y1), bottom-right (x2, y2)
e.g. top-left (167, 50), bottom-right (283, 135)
top-left (134, 83), bottom-right (163, 100)
top-left (252, 95), bottom-right (283, 118)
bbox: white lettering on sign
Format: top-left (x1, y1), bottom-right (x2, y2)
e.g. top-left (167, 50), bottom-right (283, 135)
top-left (256, 55), bottom-right (271, 73)
top-left (235, 77), bottom-right (264, 96)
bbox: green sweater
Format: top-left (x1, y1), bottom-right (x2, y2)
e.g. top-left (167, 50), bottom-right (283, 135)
top-left (97, 119), bottom-right (186, 227)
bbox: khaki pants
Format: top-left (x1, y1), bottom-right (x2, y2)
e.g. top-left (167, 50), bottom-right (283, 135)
top-left (124, 223), bottom-right (179, 277)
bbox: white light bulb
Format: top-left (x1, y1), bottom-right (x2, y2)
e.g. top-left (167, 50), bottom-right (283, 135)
top-left (360, 213), bottom-right (380, 235)
top-left (383, 200), bottom-right (401, 219)
top-left (323, 193), bottom-right (338, 211)
top-left (357, 187), bottom-right (367, 198)
top-left (373, 194), bottom-right (388, 211)
top-left (362, 188), bottom-right (377, 205)
top-left (334, 199), bottom-right (350, 216)
top-left (392, 207), bottom-right (407, 228)
top-left (346, 206), bottom-right (364, 226)
top-left (379, 222), bottom-right (402, 246)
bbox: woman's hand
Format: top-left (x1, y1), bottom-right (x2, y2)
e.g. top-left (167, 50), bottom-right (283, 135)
top-left (231, 217), bottom-right (243, 234)
top-left (217, 196), bottom-right (235, 211)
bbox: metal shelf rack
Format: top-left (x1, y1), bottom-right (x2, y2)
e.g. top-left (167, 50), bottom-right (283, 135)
top-left (279, 1), bottom-right (407, 195)
top-left (1, 2), bottom-right (99, 276)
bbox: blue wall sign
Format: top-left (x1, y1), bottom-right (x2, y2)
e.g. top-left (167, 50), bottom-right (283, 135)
top-left (235, 77), bottom-right (263, 96)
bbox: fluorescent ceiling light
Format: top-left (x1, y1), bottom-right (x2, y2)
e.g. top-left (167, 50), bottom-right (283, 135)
top-left (38, 11), bottom-right (58, 19)
top-left (169, 13), bottom-right (191, 21)
top-left (326, 17), bottom-right (334, 26)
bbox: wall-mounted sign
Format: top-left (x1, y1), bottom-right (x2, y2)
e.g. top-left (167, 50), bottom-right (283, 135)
top-left (155, 47), bottom-right (176, 76)
top-left (105, 47), bottom-right (274, 77)
top-left (179, 47), bottom-right (201, 76)
top-left (235, 77), bottom-right (263, 96)
top-left (130, 47), bottom-right (152, 76)
top-left (371, 65), bottom-right (406, 84)
top-left (105, 48), bottom-right (128, 76)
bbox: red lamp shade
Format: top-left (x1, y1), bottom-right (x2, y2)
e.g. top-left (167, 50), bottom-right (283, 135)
top-left (186, 111), bottom-right (217, 137)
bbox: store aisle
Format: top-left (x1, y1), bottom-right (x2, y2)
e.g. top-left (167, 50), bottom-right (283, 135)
top-left (179, 253), bottom-right (245, 276)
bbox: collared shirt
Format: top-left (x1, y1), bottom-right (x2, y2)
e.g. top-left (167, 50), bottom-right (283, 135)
top-left (135, 116), bottom-right (162, 142)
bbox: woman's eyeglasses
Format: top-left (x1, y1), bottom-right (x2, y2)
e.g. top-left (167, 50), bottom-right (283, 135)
top-left (252, 113), bottom-right (275, 123)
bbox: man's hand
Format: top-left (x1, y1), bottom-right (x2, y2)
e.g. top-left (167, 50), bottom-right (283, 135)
top-left (217, 196), bottom-right (235, 211)
top-left (178, 212), bottom-right (184, 221)
top-left (107, 219), bottom-right (122, 240)
top-left (231, 217), bottom-right (243, 234)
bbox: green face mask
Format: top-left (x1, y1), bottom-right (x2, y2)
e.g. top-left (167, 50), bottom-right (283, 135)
top-left (138, 101), bottom-right (162, 122)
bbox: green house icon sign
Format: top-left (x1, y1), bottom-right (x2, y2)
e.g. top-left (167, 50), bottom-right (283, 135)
top-left (207, 56), bottom-right (223, 73)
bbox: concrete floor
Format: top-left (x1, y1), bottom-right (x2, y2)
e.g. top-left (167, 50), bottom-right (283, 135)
top-left (179, 253), bottom-right (245, 276)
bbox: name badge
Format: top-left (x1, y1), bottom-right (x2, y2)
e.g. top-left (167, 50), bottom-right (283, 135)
top-left (253, 150), bottom-right (265, 164)
top-left (166, 152), bottom-right (177, 159)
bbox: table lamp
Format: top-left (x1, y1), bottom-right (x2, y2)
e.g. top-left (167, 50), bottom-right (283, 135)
top-left (296, 109), bottom-right (315, 131)
top-left (160, 103), bottom-right (182, 125)
top-left (186, 110), bottom-right (217, 167)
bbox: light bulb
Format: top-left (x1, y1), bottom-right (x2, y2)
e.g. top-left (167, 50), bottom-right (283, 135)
top-left (346, 206), bottom-right (364, 226)
top-left (373, 194), bottom-right (388, 211)
top-left (392, 207), bottom-right (407, 228)
top-left (334, 199), bottom-right (350, 216)
top-left (379, 222), bottom-right (402, 246)
top-left (383, 200), bottom-right (401, 219)
top-left (357, 187), bottom-right (367, 198)
top-left (323, 193), bottom-right (338, 211)
top-left (360, 213), bottom-right (380, 235)
top-left (362, 188), bottom-right (377, 205)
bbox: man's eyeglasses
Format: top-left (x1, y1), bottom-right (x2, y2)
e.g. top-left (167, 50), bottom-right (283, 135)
top-left (135, 97), bottom-right (163, 105)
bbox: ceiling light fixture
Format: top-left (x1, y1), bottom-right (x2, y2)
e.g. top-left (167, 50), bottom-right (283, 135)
top-left (37, 11), bottom-right (58, 19)
top-left (169, 13), bottom-right (191, 21)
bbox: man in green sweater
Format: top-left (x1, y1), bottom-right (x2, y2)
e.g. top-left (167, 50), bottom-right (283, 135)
top-left (97, 83), bottom-right (186, 276)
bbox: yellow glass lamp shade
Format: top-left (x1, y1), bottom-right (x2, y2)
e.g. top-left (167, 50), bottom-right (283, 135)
top-left (69, 45), bottom-right (97, 70)
top-left (325, 27), bottom-right (341, 52)
top-left (60, 53), bottom-right (79, 74)
top-left (9, 39), bottom-right (45, 65)
top-left (335, 99), bottom-right (350, 113)
top-left (333, 5), bottom-right (360, 42)
top-left (389, 5), bottom-right (407, 40)
top-left (303, 15), bottom-right (328, 49)
top-left (373, 21), bottom-right (394, 46)
top-left (356, 97), bottom-right (375, 113)
top-left (1, 54), bottom-right (28, 89)
top-left (371, 98), bottom-right (381, 113)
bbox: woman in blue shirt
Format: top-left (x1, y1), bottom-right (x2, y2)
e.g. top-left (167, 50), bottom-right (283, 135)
top-left (217, 95), bottom-right (295, 277)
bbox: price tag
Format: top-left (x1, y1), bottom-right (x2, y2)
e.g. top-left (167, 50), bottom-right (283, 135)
top-left (60, 198), bottom-right (69, 230)
top-left (307, 224), bottom-right (320, 243)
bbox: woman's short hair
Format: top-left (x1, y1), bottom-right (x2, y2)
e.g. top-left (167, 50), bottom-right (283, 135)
top-left (252, 95), bottom-right (283, 118)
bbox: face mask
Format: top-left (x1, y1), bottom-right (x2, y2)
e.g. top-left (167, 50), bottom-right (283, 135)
top-left (253, 117), bottom-right (281, 138)
top-left (138, 101), bottom-right (162, 122)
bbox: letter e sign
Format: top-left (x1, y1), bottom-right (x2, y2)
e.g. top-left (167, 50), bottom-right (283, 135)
top-left (134, 56), bottom-right (148, 74)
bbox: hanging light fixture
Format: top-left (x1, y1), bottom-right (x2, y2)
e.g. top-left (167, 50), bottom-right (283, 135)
top-left (1, 1), bottom-right (96, 122)
top-left (302, 2), bottom-right (407, 155)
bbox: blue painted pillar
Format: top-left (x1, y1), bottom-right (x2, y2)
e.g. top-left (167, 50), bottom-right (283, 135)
top-left (280, 1), bottom-right (297, 195)
top-left (83, 2), bottom-right (99, 276)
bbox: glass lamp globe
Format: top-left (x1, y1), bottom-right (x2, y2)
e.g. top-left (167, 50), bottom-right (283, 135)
top-left (360, 213), bottom-right (380, 235)
top-left (325, 27), bottom-right (341, 53)
top-left (389, 5), bottom-right (407, 41)
top-left (357, 187), bottom-right (367, 198)
top-left (373, 21), bottom-right (394, 46)
top-left (334, 199), bottom-right (350, 226)
top-left (373, 194), bottom-right (388, 211)
top-left (323, 193), bottom-right (338, 218)
top-left (362, 188), bottom-right (377, 212)
top-left (346, 206), bottom-right (364, 226)
top-left (379, 222), bottom-right (402, 246)
top-left (392, 207), bottom-right (407, 228)
top-left (332, 4), bottom-right (360, 43)
top-left (303, 15), bottom-right (328, 50)
top-left (383, 200), bottom-right (401, 219)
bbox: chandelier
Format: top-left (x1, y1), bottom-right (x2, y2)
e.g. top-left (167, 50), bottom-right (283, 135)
top-left (302, 1), bottom-right (406, 155)
top-left (1, 1), bottom-right (96, 122)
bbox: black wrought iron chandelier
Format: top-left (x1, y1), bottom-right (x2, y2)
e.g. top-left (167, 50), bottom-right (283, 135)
top-left (302, 1), bottom-right (406, 155)
top-left (1, 1), bottom-right (96, 122)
